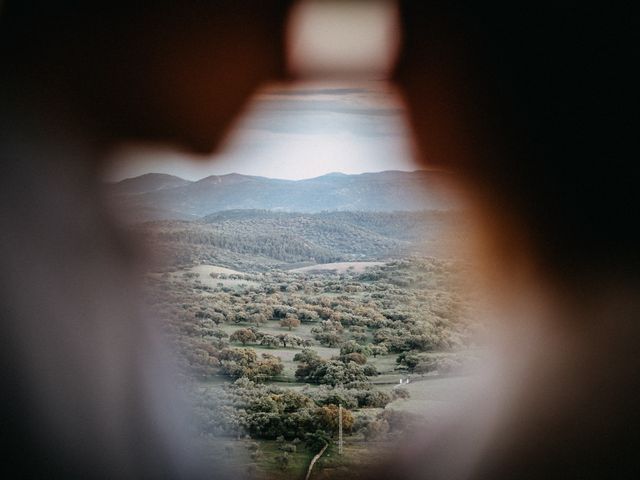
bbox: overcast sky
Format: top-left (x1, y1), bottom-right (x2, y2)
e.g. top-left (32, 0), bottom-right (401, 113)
top-left (106, 80), bottom-right (420, 181)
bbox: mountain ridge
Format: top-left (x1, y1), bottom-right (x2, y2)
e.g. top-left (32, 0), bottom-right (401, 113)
top-left (110, 169), bottom-right (442, 185)
top-left (106, 170), bottom-right (463, 223)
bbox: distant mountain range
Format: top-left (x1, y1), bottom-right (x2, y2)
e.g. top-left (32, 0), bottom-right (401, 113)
top-left (105, 170), bottom-right (464, 223)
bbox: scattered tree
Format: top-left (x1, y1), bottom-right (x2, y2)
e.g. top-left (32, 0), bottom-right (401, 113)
top-left (230, 328), bottom-right (256, 346)
top-left (280, 314), bottom-right (301, 331)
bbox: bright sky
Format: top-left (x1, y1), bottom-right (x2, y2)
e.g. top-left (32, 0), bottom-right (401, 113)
top-left (106, 80), bottom-right (420, 181)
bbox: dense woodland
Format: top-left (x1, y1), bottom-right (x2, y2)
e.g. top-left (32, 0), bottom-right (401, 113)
top-left (136, 210), bottom-right (466, 270)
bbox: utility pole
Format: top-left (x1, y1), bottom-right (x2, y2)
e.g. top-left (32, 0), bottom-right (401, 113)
top-left (338, 404), bottom-right (343, 455)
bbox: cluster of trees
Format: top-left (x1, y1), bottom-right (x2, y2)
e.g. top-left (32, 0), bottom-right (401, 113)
top-left (138, 210), bottom-right (432, 269)
top-left (156, 227), bottom-right (342, 265)
top-left (293, 348), bottom-right (377, 387)
top-left (192, 378), bottom-right (354, 440)
top-left (191, 378), bottom-right (414, 442)
top-left (144, 256), bottom-right (477, 383)
top-left (310, 384), bottom-right (407, 409)
top-left (311, 320), bottom-right (344, 347)
top-left (354, 408), bottom-right (419, 441)
top-left (133, 209), bottom-right (469, 270)
top-left (228, 327), bottom-right (311, 349)
top-left (140, 254), bottom-right (478, 460)
top-left (180, 338), bottom-right (224, 378)
top-left (396, 351), bottom-right (475, 376)
top-left (191, 378), bottom-right (419, 448)
top-left (279, 313), bottom-right (301, 330)
top-left (218, 348), bottom-right (284, 381)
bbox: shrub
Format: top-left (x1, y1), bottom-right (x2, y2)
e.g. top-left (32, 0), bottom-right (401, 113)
top-left (363, 418), bottom-right (389, 440)
top-left (354, 390), bottom-right (390, 408)
top-left (391, 387), bottom-right (410, 400)
top-left (315, 405), bottom-right (354, 435)
top-left (362, 364), bottom-right (379, 376)
top-left (340, 340), bottom-right (370, 357)
top-left (229, 328), bottom-right (256, 346)
top-left (218, 348), bottom-right (284, 381)
top-left (280, 314), bottom-right (301, 330)
top-left (275, 453), bottom-right (289, 471)
top-left (341, 352), bottom-right (367, 365)
top-left (280, 443), bottom-right (297, 453)
top-left (310, 386), bottom-right (358, 409)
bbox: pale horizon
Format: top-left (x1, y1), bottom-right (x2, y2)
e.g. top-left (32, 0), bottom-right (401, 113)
top-left (105, 80), bottom-right (421, 182)
top-left (113, 167), bottom-right (435, 183)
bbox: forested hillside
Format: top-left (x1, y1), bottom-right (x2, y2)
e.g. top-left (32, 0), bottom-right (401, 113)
top-left (136, 210), bottom-right (466, 271)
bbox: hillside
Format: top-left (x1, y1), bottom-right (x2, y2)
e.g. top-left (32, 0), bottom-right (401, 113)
top-left (108, 173), bottom-right (191, 196)
top-left (106, 170), bottom-right (463, 222)
top-left (136, 210), bottom-right (467, 271)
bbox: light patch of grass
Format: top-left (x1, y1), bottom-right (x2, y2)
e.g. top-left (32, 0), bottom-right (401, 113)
top-left (253, 440), bottom-right (315, 480)
top-left (220, 322), bottom-right (315, 341)
top-left (386, 374), bottom-right (480, 419)
top-left (203, 437), bottom-right (251, 478)
top-left (190, 264), bottom-right (245, 275)
top-left (367, 353), bottom-right (400, 374)
top-left (288, 261), bottom-right (384, 274)
top-left (202, 437), bottom-right (314, 480)
top-left (312, 437), bottom-right (396, 480)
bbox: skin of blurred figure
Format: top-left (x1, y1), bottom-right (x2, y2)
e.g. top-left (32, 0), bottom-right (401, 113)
top-left (0, 2), bottom-right (289, 478)
top-left (364, 3), bottom-right (638, 479)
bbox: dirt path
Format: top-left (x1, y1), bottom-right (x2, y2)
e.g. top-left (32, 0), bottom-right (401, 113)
top-left (305, 442), bottom-right (329, 480)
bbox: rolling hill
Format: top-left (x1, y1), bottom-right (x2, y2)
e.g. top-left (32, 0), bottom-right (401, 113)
top-left (135, 210), bottom-right (467, 271)
top-left (106, 170), bottom-right (464, 222)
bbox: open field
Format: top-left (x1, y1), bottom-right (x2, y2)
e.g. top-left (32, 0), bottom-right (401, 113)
top-left (313, 439), bottom-right (398, 480)
top-left (203, 433), bottom-right (410, 480)
top-left (156, 264), bottom-right (261, 288)
top-left (288, 261), bottom-right (384, 274)
top-left (219, 322), bottom-right (340, 380)
top-left (386, 374), bottom-right (482, 418)
top-left (190, 264), bottom-right (245, 276)
top-left (204, 437), bottom-right (315, 480)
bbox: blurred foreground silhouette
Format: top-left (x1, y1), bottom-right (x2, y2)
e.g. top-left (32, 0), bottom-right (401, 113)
top-left (1, 2), bottom-right (289, 478)
top-left (1, 1), bottom-right (638, 479)
top-left (369, 3), bottom-right (639, 479)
